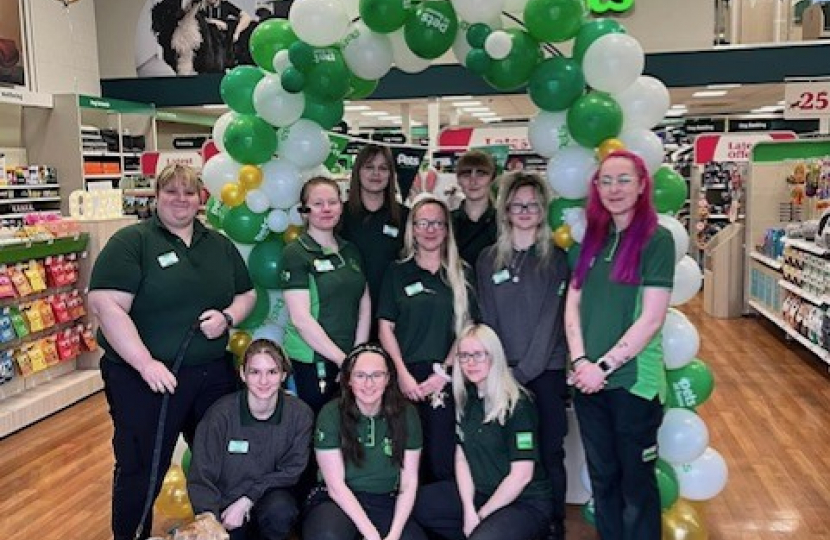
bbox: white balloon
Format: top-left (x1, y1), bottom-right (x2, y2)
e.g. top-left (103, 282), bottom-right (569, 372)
top-left (658, 214), bottom-right (690, 264)
top-left (288, 0), bottom-right (350, 47)
top-left (671, 256), bottom-right (703, 306)
top-left (388, 29), bottom-right (431, 73)
top-left (253, 75), bottom-right (305, 128)
top-left (484, 30), bottom-right (512, 60)
top-left (452, 0), bottom-right (506, 23)
top-left (661, 309), bottom-right (700, 370)
top-left (673, 447), bottom-right (729, 501)
top-left (563, 207), bottom-right (587, 243)
top-left (202, 153), bottom-right (242, 196)
top-left (278, 119), bottom-right (331, 170)
top-left (504, 0), bottom-right (529, 13)
top-left (300, 164), bottom-right (333, 182)
top-left (583, 33), bottom-right (644, 94)
top-left (342, 21), bottom-right (394, 80)
top-left (452, 18), bottom-right (503, 66)
top-left (580, 461), bottom-right (592, 494)
top-left (267, 208), bottom-right (290, 233)
top-left (528, 111), bottom-right (572, 158)
top-left (288, 204), bottom-right (305, 225)
top-left (546, 146), bottom-right (597, 200)
top-left (657, 408), bottom-right (709, 465)
top-left (211, 112), bottom-right (236, 153)
top-left (261, 159), bottom-right (303, 209)
top-left (614, 76), bottom-right (671, 131)
top-left (618, 128), bottom-right (664, 174)
top-left (245, 189), bottom-right (271, 213)
top-left (252, 322), bottom-right (285, 345)
top-left (272, 50), bottom-right (292, 74)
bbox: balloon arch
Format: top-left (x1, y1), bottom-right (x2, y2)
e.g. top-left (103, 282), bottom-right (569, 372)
top-left (194, 1), bottom-right (726, 536)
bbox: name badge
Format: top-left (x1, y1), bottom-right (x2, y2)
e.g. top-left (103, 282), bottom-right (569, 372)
top-left (228, 440), bottom-right (249, 454)
top-left (157, 251), bottom-right (179, 268)
top-left (383, 224), bottom-right (400, 238)
top-left (492, 269), bottom-right (510, 285)
top-left (404, 282), bottom-right (425, 296)
top-left (557, 281), bottom-right (567, 296)
top-left (313, 259), bottom-right (335, 272)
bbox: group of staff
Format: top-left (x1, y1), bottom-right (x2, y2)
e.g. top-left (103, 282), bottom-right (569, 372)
top-left (89, 144), bottom-right (675, 540)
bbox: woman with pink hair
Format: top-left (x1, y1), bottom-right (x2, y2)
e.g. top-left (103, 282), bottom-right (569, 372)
top-left (564, 150), bottom-right (675, 540)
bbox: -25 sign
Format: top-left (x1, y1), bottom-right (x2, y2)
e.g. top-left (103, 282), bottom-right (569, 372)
top-left (784, 82), bottom-right (830, 119)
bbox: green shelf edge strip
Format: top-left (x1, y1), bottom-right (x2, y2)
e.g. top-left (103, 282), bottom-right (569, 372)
top-left (752, 140), bottom-right (830, 162)
top-left (0, 234), bottom-right (89, 265)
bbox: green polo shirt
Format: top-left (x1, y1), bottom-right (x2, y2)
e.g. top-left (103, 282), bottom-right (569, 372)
top-left (579, 226), bottom-right (675, 401)
top-left (90, 216), bottom-right (253, 367)
top-left (377, 259), bottom-right (458, 364)
top-left (456, 391), bottom-right (552, 501)
top-left (314, 400), bottom-right (422, 493)
top-left (277, 233), bottom-right (366, 363)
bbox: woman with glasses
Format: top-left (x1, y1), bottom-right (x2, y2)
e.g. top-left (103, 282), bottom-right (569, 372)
top-left (378, 194), bottom-right (474, 482)
top-left (414, 324), bottom-right (553, 540)
top-left (188, 339), bottom-right (313, 540)
top-left (452, 150), bottom-right (498, 269)
top-left (278, 176), bottom-right (371, 413)
top-left (475, 172), bottom-right (570, 540)
top-left (565, 150), bottom-right (675, 540)
top-left (341, 145), bottom-right (408, 340)
top-left (303, 343), bottom-right (426, 540)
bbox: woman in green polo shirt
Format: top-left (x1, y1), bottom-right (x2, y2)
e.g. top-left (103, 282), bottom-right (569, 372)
top-left (565, 150), bottom-right (675, 540)
top-left (278, 176), bottom-right (371, 414)
top-left (303, 343), bottom-right (426, 540)
top-left (413, 324), bottom-right (553, 540)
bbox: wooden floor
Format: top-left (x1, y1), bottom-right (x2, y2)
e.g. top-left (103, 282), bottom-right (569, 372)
top-left (2, 298), bottom-right (830, 540)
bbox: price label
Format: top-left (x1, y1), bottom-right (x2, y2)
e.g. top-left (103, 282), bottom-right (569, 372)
top-left (784, 82), bottom-right (830, 119)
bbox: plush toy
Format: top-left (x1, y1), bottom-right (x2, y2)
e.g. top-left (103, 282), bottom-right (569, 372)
top-left (788, 163), bottom-right (807, 206)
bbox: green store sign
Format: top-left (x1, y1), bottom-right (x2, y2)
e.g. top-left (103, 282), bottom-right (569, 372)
top-left (587, 0), bottom-right (634, 14)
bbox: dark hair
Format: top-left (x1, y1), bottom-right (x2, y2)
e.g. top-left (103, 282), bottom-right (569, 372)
top-left (456, 150), bottom-right (496, 177)
top-left (338, 343), bottom-right (409, 468)
top-left (242, 339), bottom-right (292, 375)
top-left (347, 145), bottom-right (402, 228)
top-left (299, 176), bottom-right (341, 206)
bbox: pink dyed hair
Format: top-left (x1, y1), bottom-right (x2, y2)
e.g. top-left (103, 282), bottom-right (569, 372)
top-left (572, 149), bottom-right (658, 288)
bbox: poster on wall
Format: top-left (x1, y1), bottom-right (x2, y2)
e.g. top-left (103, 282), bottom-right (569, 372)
top-left (135, 0), bottom-right (293, 77)
top-left (0, 0), bottom-right (25, 86)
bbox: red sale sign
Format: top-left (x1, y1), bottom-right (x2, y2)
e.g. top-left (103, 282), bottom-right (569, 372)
top-left (784, 81), bottom-right (830, 119)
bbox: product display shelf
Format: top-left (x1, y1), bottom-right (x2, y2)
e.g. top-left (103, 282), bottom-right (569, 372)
top-left (0, 233), bottom-right (103, 438)
top-left (747, 299), bottom-right (830, 365)
top-left (750, 251), bottom-right (783, 270)
top-left (784, 237), bottom-right (829, 256)
top-left (778, 279), bottom-right (825, 306)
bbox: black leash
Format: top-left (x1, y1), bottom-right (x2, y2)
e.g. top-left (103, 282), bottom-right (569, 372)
top-left (134, 319), bottom-right (201, 540)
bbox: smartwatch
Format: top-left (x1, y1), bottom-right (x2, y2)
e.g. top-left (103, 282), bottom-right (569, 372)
top-left (596, 357), bottom-right (615, 375)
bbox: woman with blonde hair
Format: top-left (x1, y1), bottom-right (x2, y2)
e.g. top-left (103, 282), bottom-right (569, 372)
top-left (378, 194), bottom-right (474, 482)
top-left (414, 324), bottom-right (553, 540)
top-left (475, 171), bottom-right (569, 540)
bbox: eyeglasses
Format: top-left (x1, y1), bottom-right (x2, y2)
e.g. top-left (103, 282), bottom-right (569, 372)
top-left (456, 351), bottom-right (488, 364)
top-left (352, 371), bottom-right (389, 384)
top-left (413, 219), bottom-right (447, 231)
top-left (508, 202), bottom-right (542, 215)
top-left (595, 174), bottom-right (636, 188)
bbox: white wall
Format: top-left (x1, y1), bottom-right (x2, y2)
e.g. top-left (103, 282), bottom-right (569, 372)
top-left (0, 104), bottom-right (23, 148)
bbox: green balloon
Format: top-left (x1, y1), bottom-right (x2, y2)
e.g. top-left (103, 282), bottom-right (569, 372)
top-left (572, 18), bottom-right (626, 63)
top-left (524, 0), bottom-right (586, 43)
top-left (666, 359), bottom-right (715, 409)
top-left (288, 41), bottom-right (316, 72)
top-left (220, 66), bottom-right (264, 114)
top-left (181, 448), bottom-right (192, 477)
top-left (205, 196), bottom-right (229, 230)
top-left (305, 48), bottom-right (351, 102)
top-left (347, 77), bottom-right (378, 99)
top-left (566, 93), bottom-right (623, 148)
top-left (484, 29), bottom-right (542, 91)
top-left (466, 23), bottom-right (492, 48)
top-left (248, 236), bottom-right (285, 289)
top-left (655, 458), bottom-right (679, 511)
top-left (238, 286), bottom-right (270, 330)
top-left (223, 204), bottom-right (269, 245)
top-left (528, 57), bottom-right (585, 112)
top-left (223, 115), bottom-right (278, 165)
top-left (404, 0), bottom-right (458, 60)
top-left (465, 49), bottom-right (492, 75)
top-left (302, 94), bottom-right (345, 130)
top-left (548, 197), bottom-right (585, 230)
top-left (653, 166), bottom-right (689, 215)
top-left (249, 19), bottom-right (297, 72)
top-left (360, 0), bottom-right (411, 33)
top-left (281, 67), bottom-right (306, 93)
top-left (581, 499), bottom-right (596, 527)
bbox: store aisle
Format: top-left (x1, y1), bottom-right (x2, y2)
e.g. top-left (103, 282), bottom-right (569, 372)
top-left (1, 298), bottom-right (830, 540)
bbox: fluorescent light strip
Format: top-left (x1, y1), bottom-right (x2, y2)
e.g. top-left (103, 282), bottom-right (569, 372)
top-left (451, 101), bottom-right (483, 107)
top-left (378, 116), bottom-right (402, 121)
top-left (362, 111), bottom-right (390, 116)
top-left (481, 117), bottom-right (502, 123)
top-left (462, 107), bottom-right (492, 112)
top-left (665, 110), bottom-right (686, 117)
top-left (441, 95), bottom-right (474, 101)
top-left (345, 105), bottom-right (371, 111)
top-left (706, 84), bottom-right (742, 89)
top-left (472, 111), bottom-right (497, 117)
top-left (670, 104), bottom-right (688, 110)
top-left (202, 104), bottom-right (227, 109)
top-left (692, 90), bottom-right (728, 98)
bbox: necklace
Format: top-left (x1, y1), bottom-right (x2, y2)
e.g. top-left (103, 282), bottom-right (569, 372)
top-left (509, 249), bottom-right (530, 283)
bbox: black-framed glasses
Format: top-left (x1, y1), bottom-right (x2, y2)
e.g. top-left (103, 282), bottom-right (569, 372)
top-left (352, 371), bottom-right (389, 384)
top-left (413, 219), bottom-right (447, 231)
top-left (508, 202), bottom-right (542, 215)
top-left (456, 351), bottom-right (488, 364)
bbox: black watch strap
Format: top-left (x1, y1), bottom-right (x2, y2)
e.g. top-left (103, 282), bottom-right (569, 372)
top-left (222, 311), bottom-right (234, 328)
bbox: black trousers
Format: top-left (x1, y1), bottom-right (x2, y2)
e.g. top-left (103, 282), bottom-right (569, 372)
top-left (409, 362), bottom-right (456, 482)
top-left (574, 389), bottom-right (663, 540)
top-left (303, 490), bottom-right (427, 540)
top-left (291, 359), bottom-right (339, 415)
top-left (524, 369), bottom-right (568, 527)
top-left (228, 489), bottom-right (298, 540)
top-left (101, 356), bottom-right (237, 540)
top-left (413, 480), bottom-right (552, 540)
